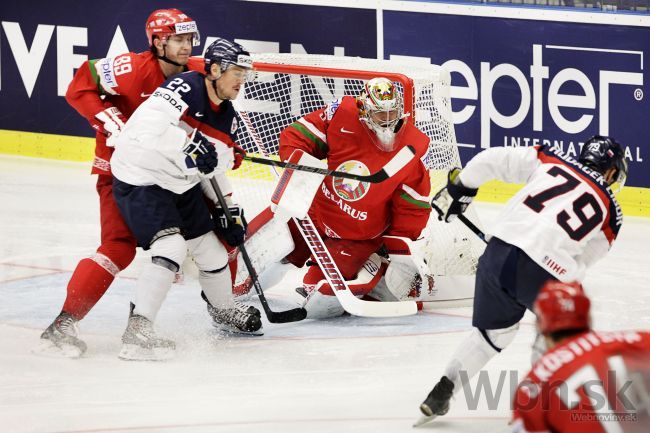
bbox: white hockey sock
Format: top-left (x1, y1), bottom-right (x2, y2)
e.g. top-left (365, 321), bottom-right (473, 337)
top-left (133, 263), bottom-right (176, 322)
top-left (443, 328), bottom-right (500, 393)
top-left (200, 267), bottom-right (234, 309)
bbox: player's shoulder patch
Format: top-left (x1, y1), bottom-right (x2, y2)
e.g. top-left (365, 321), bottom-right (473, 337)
top-left (323, 98), bottom-right (342, 121)
top-left (91, 52), bottom-right (139, 95)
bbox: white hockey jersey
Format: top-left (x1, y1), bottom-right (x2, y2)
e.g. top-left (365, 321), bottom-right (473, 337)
top-left (459, 145), bottom-right (623, 282)
top-left (111, 71), bottom-right (237, 195)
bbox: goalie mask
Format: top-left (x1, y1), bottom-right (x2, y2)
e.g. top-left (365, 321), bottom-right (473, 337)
top-left (579, 135), bottom-right (628, 191)
top-left (145, 9), bottom-right (200, 47)
top-left (357, 77), bottom-right (406, 152)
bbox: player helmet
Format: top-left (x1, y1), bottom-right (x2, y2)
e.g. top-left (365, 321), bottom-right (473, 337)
top-left (579, 135), bottom-right (628, 189)
top-left (357, 77), bottom-right (406, 152)
top-left (534, 281), bottom-right (591, 335)
top-left (145, 8), bottom-right (200, 47)
top-left (204, 38), bottom-right (254, 78)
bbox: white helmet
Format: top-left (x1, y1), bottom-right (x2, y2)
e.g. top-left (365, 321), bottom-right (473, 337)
top-left (358, 77), bottom-right (405, 151)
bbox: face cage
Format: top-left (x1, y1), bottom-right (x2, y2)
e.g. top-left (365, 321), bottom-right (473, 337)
top-left (361, 102), bottom-right (403, 151)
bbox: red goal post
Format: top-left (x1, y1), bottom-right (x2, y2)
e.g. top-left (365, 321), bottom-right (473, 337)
top-left (253, 62), bottom-right (417, 121)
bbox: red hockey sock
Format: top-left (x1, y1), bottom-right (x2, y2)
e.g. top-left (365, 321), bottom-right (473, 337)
top-left (62, 257), bottom-right (115, 320)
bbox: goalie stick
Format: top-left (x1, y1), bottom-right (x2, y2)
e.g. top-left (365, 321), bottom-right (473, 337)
top-left (295, 215), bottom-right (417, 318)
top-left (209, 177), bottom-right (307, 323)
top-left (243, 144), bottom-right (416, 183)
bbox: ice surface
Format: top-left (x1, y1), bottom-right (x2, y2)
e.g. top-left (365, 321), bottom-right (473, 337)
top-left (1, 156), bottom-right (648, 433)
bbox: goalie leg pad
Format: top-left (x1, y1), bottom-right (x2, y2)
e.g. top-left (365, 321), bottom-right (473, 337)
top-left (230, 207), bottom-right (296, 296)
top-left (302, 281), bottom-right (346, 320)
top-left (304, 253), bottom-right (386, 297)
top-left (133, 232), bottom-right (186, 322)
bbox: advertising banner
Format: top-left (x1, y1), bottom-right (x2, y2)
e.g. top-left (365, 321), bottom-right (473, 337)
top-left (384, 10), bottom-right (648, 187)
top-left (0, 0), bottom-right (375, 137)
top-left (1, 0), bottom-right (648, 187)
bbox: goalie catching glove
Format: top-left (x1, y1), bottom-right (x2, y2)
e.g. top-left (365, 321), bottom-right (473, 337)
top-left (431, 168), bottom-right (478, 223)
top-left (92, 106), bottom-right (127, 147)
top-left (183, 130), bottom-right (218, 175)
top-left (213, 205), bottom-right (247, 246)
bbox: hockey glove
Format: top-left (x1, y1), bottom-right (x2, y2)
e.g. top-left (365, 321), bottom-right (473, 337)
top-left (213, 205), bottom-right (248, 246)
top-left (92, 106), bottom-right (127, 147)
top-left (183, 130), bottom-right (218, 175)
top-left (431, 168), bottom-right (478, 223)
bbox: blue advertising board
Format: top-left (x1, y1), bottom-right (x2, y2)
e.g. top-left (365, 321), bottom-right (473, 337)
top-left (0, 0), bottom-right (648, 188)
top-left (384, 10), bottom-right (647, 187)
top-left (0, 0), bottom-right (375, 136)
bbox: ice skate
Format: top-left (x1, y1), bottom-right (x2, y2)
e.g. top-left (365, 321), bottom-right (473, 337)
top-left (36, 312), bottom-right (87, 358)
top-left (206, 300), bottom-right (263, 336)
top-left (118, 303), bottom-right (175, 361)
top-left (413, 376), bottom-right (454, 427)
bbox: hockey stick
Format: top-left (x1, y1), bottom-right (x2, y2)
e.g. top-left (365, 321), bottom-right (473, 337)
top-left (457, 214), bottom-right (488, 244)
top-left (294, 216), bottom-right (418, 318)
top-left (209, 177), bottom-right (307, 323)
top-left (243, 144), bottom-right (416, 183)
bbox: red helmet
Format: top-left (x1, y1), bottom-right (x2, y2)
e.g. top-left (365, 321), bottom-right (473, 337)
top-left (534, 281), bottom-right (591, 334)
top-left (145, 8), bottom-right (200, 47)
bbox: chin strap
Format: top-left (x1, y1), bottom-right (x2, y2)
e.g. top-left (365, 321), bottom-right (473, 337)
top-left (155, 44), bottom-right (184, 68)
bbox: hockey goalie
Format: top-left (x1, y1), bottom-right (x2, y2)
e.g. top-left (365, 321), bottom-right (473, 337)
top-left (229, 77), bottom-right (469, 319)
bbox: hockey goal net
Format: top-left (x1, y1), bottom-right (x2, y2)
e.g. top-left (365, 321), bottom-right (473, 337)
top-left (230, 53), bottom-right (483, 276)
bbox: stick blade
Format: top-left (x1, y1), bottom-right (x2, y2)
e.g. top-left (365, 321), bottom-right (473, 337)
top-left (413, 414), bottom-right (436, 428)
top-left (366, 145), bottom-right (416, 183)
top-left (266, 307), bottom-right (308, 323)
top-left (334, 290), bottom-right (418, 318)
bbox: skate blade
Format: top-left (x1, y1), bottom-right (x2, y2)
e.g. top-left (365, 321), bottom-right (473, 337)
top-left (212, 323), bottom-right (264, 337)
top-left (413, 414), bottom-right (437, 428)
top-left (32, 339), bottom-right (84, 359)
top-left (118, 344), bottom-right (175, 361)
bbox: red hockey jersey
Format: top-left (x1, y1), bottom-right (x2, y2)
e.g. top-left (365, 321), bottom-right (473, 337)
top-left (279, 96), bottom-right (431, 241)
top-left (511, 330), bottom-right (650, 433)
top-left (65, 51), bottom-right (203, 174)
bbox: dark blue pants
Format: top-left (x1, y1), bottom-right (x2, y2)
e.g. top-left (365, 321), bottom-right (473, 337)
top-left (472, 237), bottom-right (556, 330)
top-left (112, 178), bottom-right (214, 249)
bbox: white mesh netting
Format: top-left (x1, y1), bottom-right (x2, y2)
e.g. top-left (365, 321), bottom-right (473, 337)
top-left (229, 53), bottom-right (484, 276)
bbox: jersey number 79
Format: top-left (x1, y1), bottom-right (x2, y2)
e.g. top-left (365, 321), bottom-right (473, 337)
top-left (523, 166), bottom-right (603, 242)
